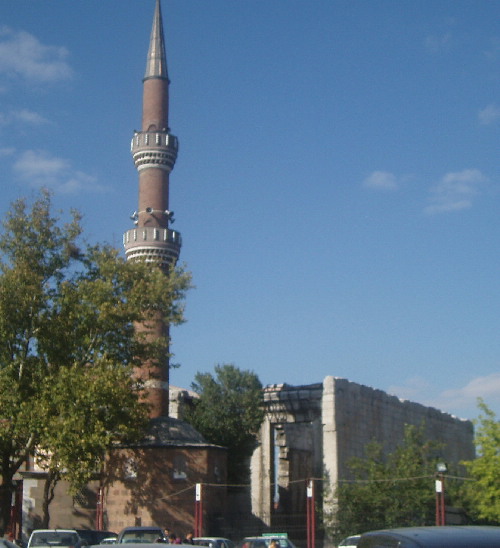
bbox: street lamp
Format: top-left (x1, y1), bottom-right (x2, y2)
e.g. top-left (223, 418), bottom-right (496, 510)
top-left (435, 462), bottom-right (447, 526)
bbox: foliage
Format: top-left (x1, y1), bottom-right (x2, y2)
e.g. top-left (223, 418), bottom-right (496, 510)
top-left (327, 424), bottom-right (444, 541)
top-left (184, 363), bottom-right (264, 484)
top-left (462, 399), bottom-right (500, 524)
top-left (0, 190), bottom-right (191, 529)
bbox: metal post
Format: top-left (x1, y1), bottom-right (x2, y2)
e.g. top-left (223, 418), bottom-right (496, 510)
top-left (435, 477), bottom-right (442, 526)
top-left (440, 475), bottom-right (446, 526)
top-left (96, 487), bottom-right (103, 530)
top-left (306, 483), bottom-right (311, 548)
top-left (435, 462), bottom-right (447, 526)
top-left (435, 473), bottom-right (446, 525)
top-left (306, 479), bottom-right (315, 548)
top-left (194, 483), bottom-right (202, 536)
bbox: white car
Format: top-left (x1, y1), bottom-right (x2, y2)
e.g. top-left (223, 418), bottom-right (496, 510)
top-left (28, 530), bottom-right (85, 548)
top-left (193, 538), bottom-right (234, 548)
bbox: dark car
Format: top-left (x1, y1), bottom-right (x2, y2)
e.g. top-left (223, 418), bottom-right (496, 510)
top-left (237, 537), bottom-right (296, 548)
top-left (338, 535), bottom-right (360, 547)
top-left (358, 526), bottom-right (500, 548)
top-left (116, 528), bottom-right (164, 545)
top-left (0, 540), bottom-right (21, 548)
top-left (76, 532), bottom-right (117, 547)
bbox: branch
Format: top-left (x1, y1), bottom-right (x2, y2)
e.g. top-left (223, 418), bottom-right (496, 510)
top-left (11, 432), bottom-right (36, 475)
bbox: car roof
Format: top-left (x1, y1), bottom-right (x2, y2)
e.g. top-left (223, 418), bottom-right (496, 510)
top-left (243, 533), bottom-right (289, 541)
top-left (242, 538), bottom-right (275, 541)
top-left (76, 531), bottom-right (116, 536)
top-left (359, 526), bottom-right (500, 548)
top-left (194, 539), bottom-right (232, 541)
top-left (120, 527), bottom-right (162, 531)
top-left (31, 530), bottom-right (78, 533)
top-left (95, 545), bottom-right (193, 548)
top-left (30, 530), bottom-right (79, 538)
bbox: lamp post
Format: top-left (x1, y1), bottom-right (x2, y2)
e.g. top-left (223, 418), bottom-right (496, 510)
top-left (435, 462), bottom-right (447, 526)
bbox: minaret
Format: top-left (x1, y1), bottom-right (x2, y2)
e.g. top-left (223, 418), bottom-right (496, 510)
top-left (123, 0), bottom-right (180, 418)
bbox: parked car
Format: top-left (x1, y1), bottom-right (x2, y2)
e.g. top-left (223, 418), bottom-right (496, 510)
top-left (193, 538), bottom-right (234, 548)
top-left (0, 539), bottom-right (20, 548)
top-left (237, 536), bottom-right (296, 548)
top-left (357, 526), bottom-right (500, 547)
top-left (75, 532), bottom-right (117, 547)
top-left (116, 528), bottom-right (164, 544)
top-left (338, 535), bottom-right (360, 547)
top-left (108, 544), bottom-right (192, 548)
top-left (27, 530), bottom-right (85, 548)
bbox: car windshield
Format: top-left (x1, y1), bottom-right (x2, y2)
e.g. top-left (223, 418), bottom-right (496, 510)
top-left (30, 533), bottom-right (79, 547)
top-left (262, 541), bottom-right (290, 548)
top-left (339, 536), bottom-right (360, 546)
top-left (120, 532), bottom-right (161, 544)
top-left (241, 539), bottom-right (292, 548)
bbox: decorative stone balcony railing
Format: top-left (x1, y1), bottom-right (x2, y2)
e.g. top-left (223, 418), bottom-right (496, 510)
top-left (131, 130), bottom-right (178, 172)
top-left (123, 227), bottom-right (181, 267)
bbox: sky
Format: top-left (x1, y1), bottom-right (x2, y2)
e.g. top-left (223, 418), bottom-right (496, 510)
top-left (0, 0), bottom-right (499, 422)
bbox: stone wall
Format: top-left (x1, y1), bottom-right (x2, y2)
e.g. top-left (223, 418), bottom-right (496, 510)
top-left (251, 375), bottom-right (475, 543)
top-left (326, 376), bottom-right (475, 480)
top-left (20, 473), bottom-right (100, 542)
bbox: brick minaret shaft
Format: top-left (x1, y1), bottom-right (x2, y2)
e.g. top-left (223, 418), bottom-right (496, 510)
top-left (123, 0), bottom-right (181, 418)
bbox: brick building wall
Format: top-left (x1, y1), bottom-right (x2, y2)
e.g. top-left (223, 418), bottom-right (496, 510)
top-left (19, 418), bottom-right (227, 543)
top-left (105, 444), bottom-right (227, 535)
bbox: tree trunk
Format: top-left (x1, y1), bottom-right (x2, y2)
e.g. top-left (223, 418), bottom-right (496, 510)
top-left (0, 481), bottom-right (14, 536)
top-left (41, 470), bottom-right (59, 528)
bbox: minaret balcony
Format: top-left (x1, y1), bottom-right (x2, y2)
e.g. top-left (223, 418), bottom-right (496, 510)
top-left (123, 227), bottom-right (181, 267)
top-left (131, 131), bottom-right (178, 172)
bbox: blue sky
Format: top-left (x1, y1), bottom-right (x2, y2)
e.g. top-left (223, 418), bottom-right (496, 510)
top-left (1, 1), bottom-right (499, 422)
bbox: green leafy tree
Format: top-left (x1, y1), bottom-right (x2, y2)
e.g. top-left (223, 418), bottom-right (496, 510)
top-left (185, 364), bottom-right (264, 483)
top-left (0, 191), bottom-right (191, 530)
top-left (35, 360), bottom-right (149, 526)
top-left (328, 424), bottom-right (445, 541)
top-left (462, 400), bottom-right (500, 524)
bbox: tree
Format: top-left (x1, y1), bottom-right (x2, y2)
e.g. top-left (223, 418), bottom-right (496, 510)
top-left (34, 360), bottom-right (149, 526)
top-left (462, 400), bottom-right (500, 524)
top-left (327, 424), bottom-right (446, 541)
top-left (185, 364), bottom-right (264, 483)
top-left (0, 191), bottom-right (191, 530)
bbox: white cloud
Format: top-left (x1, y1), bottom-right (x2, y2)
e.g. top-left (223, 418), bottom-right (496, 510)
top-left (0, 108), bottom-right (49, 127)
top-left (478, 104), bottom-right (500, 125)
top-left (13, 149), bottom-right (68, 183)
top-left (436, 373), bottom-right (500, 412)
top-left (387, 376), bottom-right (432, 402)
top-left (0, 26), bottom-right (73, 82)
top-left (12, 149), bottom-right (105, 194)
top-left (424, 169), bottom-right (488, 214)
top-left (483, 36), bottom-right (500, 62)
top-left (388, 373), bottom-right (500, 419)
top-left (0, 147), bottom-right (15, 157)
top-left (15, 109), bottom-right (49, 125)
top-left (363, 170), bottom-right (399, 191)
top-left (424, 32), bottom-right (452, 54)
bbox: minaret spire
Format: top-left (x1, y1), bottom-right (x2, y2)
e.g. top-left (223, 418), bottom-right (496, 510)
top-left (145, 0), bottom-right (169, 81)
top-left (123, 0), bottom-right (181, 418)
